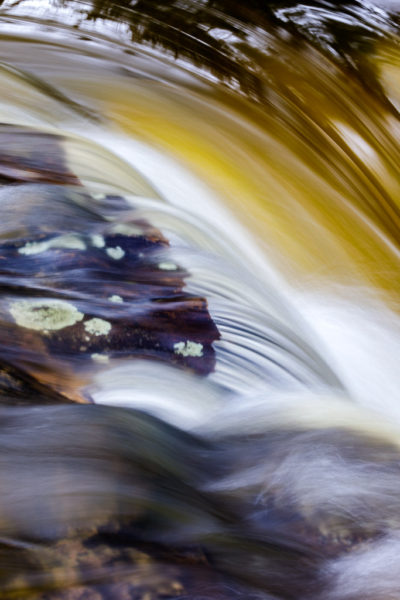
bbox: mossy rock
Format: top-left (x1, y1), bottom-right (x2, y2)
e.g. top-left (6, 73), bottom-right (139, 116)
top-left (0, 125), bottom-right (220, 403)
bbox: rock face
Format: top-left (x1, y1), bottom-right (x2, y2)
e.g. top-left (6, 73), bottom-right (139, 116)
top-left (0, 125), bottom-right (81, 185)
top-left (0, 125), bottom-right (220, 402)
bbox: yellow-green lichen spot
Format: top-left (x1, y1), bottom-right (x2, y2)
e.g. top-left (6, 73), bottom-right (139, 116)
top-left (84, 318), bottom-right (112, 336)
top-left (106, 246), bottom-right (125, 260)
top-left (9, 299), bottom-right (84, 331)
top-left (111, 223), bottom-right (143, 237)
top-left (158, 262), bottom-right (177, 271)
top-left (108, 295), bottom-right (124, 303)
top-left (18, 235), bottom-right (86, 255)
top-left (90, 234), bottom-right (105, 249)
top-left (173, 340), bottom-right (204, 357)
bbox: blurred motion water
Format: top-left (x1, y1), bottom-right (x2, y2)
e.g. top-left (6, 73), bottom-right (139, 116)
top-left (0, 0), bottom-right (400, 598)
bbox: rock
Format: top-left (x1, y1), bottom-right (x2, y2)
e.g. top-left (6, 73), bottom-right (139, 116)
top-left (0, 125), bottom-right (220, 403)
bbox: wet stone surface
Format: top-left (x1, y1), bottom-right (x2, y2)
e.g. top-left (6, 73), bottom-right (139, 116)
top-left (0, 125), bottom-right (81, 186)
top-left (3, 535), bottom-right (258, 600)
top-left (0, 125), bottom-right (220, 402)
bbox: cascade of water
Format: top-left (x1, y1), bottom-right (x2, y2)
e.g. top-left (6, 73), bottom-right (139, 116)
top-left (0, 1), bottom-right (399, 598)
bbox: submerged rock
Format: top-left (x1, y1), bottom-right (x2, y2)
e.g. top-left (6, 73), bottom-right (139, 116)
top-left (0, 125), bottom-right (81, 186)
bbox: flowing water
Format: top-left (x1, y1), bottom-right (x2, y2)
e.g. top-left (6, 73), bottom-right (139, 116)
top-left (0, 0), bottom-right (400, 598)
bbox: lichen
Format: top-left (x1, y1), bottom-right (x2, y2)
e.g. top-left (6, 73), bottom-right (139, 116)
top-left (109, 295), bottom-right (124, 303)
top-left (18, 235), bottom-right (86, 255)
top-left (9, 299), bottom-right (84, 331)
top-left (111, 223), bottom-right (142, 236)
top-left (173, 340), bottom-right (204, 357)
top-left (84, 317), bottom-right (112, 336)
top-left (106, 246), bottom-right (125, 260)
top-left (90, 234), bottom-right (105, 248)
top-left (158, 262), bottom-right (177, 271)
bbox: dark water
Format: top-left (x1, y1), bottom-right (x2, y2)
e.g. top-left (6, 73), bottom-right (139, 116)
top-left (0, 1), bottom-right (400, 598)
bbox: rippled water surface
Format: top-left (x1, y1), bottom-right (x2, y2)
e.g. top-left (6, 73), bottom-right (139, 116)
top-left (0, 1), bottom-right (400, 599)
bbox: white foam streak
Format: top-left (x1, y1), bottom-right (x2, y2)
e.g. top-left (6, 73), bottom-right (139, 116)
top-left (297, 289), bottom-right (400, 425)
top-left (90, 361), bottom-right (228, 430)
top-left (322, 534), bottom-right (400, 600)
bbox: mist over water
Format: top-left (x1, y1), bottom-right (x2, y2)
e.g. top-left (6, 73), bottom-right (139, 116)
top-left (0, 1), bottom-right (400, 598)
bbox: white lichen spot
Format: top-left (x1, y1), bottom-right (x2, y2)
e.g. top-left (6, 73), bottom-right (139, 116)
top-left (108, 295), bottom-right (124, 303)
top-left (91, 353), bottom-right (109, 363)
top-left (19, 241), bottom-right (54, 256)
top-left (84, 317), bottom-right (112, 336)
top-left (92, 192), bottom-right (107, 201)
top-left (90, 234), bottom-right (105, 249)
top-left (158, 262), bottom-right (178, 271)
top-left (18, 235), bottom-right (86, 255)
top-left (173, 340), bottom-right (204, 357)
top-left (9, 299), bottom-right (84, 331)
top-left (111, 223), bottom-right (142, 236)
top-left (106, 246), bottom-right (125, 260)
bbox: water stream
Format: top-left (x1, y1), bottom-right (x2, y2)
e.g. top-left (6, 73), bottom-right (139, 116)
top-left (0, 1), bottom-right (399, 598)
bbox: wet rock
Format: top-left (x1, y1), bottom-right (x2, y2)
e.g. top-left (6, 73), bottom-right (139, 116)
top-left (0, 125), bottom-right (81, 186)
top-left (0, 359), bottom-right (75, 404)
top-left (0, 125), bottom-right (220, 402)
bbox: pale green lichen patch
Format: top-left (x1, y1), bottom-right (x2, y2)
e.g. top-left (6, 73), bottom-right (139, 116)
top-left (108, 295), bottom-right (124, 303)
top-left (158, 262), bottom-right (178, 271)
top-left (91, 353), bottom-right (109, 363)
top-left (9, 299), bottom-right (84, 331)
top-left (173, 340), bottom-right (203, 357)
top-left (90, 234), bottom-right (105, 248)
top-left (18, 235), bottom-right (86, 255)
top-left (111, 223), bottom-right (143, 236)
top-left (84, 317), bottom-right (112, 336)
top-left (106, 246), bottom-right (125, 260)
